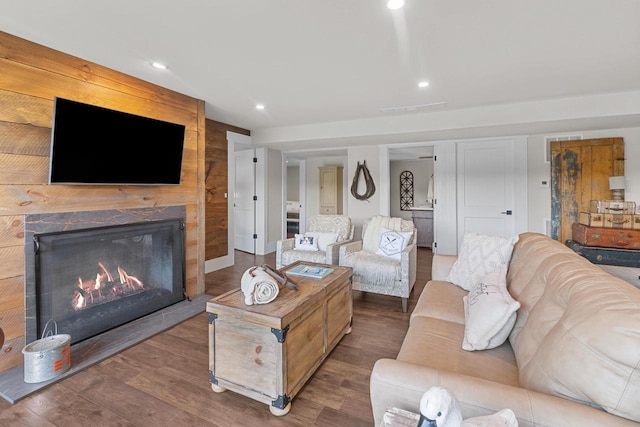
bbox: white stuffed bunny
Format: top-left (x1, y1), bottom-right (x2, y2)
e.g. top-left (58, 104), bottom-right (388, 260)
top-left (418, 386), bottom-right (518, 427)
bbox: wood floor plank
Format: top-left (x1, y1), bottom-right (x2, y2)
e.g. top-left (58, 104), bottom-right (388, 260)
top-left (0, 247), bottom-right (433, 426)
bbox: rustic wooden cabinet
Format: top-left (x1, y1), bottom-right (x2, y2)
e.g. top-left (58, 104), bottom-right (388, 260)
top-left (550, 138), bottom-right (624, 243)
top-left (319, 166), bottom-right (343, 214)
top-left (207, 263), bottom-right (353, 415)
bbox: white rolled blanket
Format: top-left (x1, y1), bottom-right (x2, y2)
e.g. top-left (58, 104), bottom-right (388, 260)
top-left (241, 267), bottom-right (279, 305)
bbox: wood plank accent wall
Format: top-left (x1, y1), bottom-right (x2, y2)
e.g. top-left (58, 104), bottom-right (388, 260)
top-left (0, 31), bottom-right (205, 373)
top-left (204, 119), bottom-right (249, 260)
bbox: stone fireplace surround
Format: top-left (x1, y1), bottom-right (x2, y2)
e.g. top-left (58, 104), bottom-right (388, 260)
top-left (0, 206), bottom-right (209, 404)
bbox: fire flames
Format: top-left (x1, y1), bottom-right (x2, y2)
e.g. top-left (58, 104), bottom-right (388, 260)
top-left (73, 261), bottom-right (144, 310)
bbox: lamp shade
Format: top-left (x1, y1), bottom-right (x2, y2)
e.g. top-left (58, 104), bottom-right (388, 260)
top-left (609, 176), bottom-right (626, 190)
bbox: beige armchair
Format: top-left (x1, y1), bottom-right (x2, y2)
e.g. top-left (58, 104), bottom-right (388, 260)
top-left (339, 215), bottom-right (417, 312)
top-left (276, 215), bottom-right (354, 269)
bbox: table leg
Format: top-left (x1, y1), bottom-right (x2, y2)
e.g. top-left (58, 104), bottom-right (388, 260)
top-left (269, 403), bottom-right (291, 416)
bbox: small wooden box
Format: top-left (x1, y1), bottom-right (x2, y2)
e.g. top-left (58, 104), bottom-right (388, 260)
top-left (571, 222), bottom-right (640, 250)
top-left (207, 263), bottom-right (352, 415)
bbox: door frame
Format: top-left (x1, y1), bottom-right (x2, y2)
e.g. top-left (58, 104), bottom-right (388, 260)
top-left (282, 157), bottom-right (307, 238)
top-left (205, 131), bottom-right (251, 273)
top-left (455, 136), bottom-right (528, 249)
top-left (234, 147), bottom-right (257, 254)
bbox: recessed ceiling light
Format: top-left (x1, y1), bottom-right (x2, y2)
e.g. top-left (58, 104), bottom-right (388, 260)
top-left (256, 104), bottom-right (265, 110)
top-left (151, 62), bottom-right (167, 70)
top-left (387, 0), bottom-right (405, 10)
top-left (418, 81), bottom-right (429, 88)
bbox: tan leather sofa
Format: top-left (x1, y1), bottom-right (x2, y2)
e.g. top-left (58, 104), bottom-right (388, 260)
top-left (370, 232), bottom-right (640, 426)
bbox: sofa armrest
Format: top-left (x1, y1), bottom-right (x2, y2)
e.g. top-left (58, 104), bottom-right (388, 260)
top-left (370, 359), bottom-right (636, 427)
top-left (401, 242), bottom-right (417, 290)
top-left (431, 254), bottom-right (458, 281)
top-left (326, 239), bottom-right (352, 265)
top-left (339, 240), bottom-right (363, 264)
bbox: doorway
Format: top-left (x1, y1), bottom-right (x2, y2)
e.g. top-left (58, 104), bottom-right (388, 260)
top-left (234, 147), bottom-right (256, 254)
top-left (384, 136), bottom-right (528, 255)
top-left (456, 136), bottom-right (528, 247)
top-left (285, 158), bottom-right (305, 238)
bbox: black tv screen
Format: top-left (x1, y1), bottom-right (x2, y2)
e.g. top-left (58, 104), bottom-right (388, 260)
top-left (49, 97), bottom-right (186, 185)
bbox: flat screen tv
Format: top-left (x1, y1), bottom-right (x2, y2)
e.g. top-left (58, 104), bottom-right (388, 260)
top-left (49, 97), bottom-right (186, 185)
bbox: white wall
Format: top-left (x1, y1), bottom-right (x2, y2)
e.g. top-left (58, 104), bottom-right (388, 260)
top-left (389, 159), bottom-right (434, 219)
top-left (526, 126), bottom-right (640, 234)
top-left (255, 126), bottom-right (640, 257)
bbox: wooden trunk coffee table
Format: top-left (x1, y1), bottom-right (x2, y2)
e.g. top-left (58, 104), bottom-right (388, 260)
top-left (207, 262), bottom-right (353, 416)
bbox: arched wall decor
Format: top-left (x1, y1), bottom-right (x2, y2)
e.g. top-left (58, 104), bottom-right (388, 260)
top-left (400, 170), bottom-right (414, 210)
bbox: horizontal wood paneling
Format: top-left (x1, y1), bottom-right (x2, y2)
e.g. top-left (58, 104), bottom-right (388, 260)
top-left (0, 216), bottom-right (24, 248)
top-left (0, 58), bottom-right (198, 129)
top-left (0, 277), bottom-right (22, 313)
top-left (0, 122), bottom-right (51, 156)
top-left (0, 336), bottom-right (23, 372)
top-left (0, 153), bottom-right (48, 184)
top-left (0, 32), bottom-right (198, 113)
top-left (0, 246), bottom-right (22, 279)
top-left (0, 307), bottom-right (23, 339)
top-left (0, 90), bottom-right (52, 127)
top-left (0, 31), bottom-right (205, 374)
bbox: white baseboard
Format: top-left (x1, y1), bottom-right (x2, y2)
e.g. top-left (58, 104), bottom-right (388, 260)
top-left (205, 255), bottom-right (234, 273)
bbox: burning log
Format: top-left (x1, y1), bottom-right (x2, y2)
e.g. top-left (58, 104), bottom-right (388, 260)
top-left (118, 266), bottom-right (144, 290)
top-left (70, 262), bottom-right (145, 311)
top-left (98, 262), bottom-right (114, 282)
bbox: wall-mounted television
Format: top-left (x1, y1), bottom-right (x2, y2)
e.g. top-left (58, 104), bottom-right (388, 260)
top-left (49, 97), bottom-right (186, 185)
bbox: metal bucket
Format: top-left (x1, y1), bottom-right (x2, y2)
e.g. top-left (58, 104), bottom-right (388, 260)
top-left (22, 320), bottom-right (71, 383)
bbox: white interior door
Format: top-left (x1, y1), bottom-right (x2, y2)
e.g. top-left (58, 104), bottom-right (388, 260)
top-left (456, 137), bottom-right (528, 247)
top-left (234, 149), bottom-right (256, 253)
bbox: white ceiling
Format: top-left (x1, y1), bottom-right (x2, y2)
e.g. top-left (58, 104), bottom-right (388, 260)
top-left (2, 1), bottom-right (640, 153)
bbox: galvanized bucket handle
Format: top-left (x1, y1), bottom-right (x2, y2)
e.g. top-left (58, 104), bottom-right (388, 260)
top-left (42, 319), bottom-right (58, 338)
top-left (37, 319), bottom-right (60, 351)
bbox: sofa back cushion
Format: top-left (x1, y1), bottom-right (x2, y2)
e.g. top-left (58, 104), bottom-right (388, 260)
top-left (507, 233), bottom-right (640, 423)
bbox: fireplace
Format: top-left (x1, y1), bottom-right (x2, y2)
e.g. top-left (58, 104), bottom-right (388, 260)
top-left (25, 210), bottom-right (185, 345)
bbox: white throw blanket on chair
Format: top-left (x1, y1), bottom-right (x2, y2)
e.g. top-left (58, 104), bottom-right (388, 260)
top-left (342, 215), bottom-right (405, 288)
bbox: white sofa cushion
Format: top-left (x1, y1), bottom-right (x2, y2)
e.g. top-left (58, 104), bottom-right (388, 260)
top-left (307, 231), bottom-right (338, 251)
top-left (447, 233), bottom-right (518, 291)
top-left (462, 264), bottom-right (520, 351)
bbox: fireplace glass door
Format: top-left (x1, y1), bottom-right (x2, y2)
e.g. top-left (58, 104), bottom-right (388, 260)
top-left (33, 219), bottom-right (185, 344)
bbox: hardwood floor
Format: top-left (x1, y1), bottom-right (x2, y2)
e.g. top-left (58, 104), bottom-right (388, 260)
top-left (0, 248), bottom-right (433, 426)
